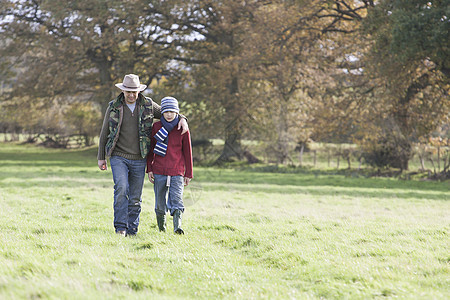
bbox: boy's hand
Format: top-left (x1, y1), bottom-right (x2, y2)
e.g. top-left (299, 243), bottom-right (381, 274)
top-left (148, 172), bottom-right (155, 184)
top-left (184, 177), bottom-right (191, 186)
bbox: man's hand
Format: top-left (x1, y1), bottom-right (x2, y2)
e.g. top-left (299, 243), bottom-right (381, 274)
top-left (184, 177), bottom-right (191, 186)
top-left (148, 172), bottom-right (155, 184)
top-left (178, 117), bottom-right (189, 135)
top-left (98, 160), bottom-right (107, 170)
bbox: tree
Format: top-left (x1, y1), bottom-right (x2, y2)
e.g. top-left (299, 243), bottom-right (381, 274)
top-left (247, 1), bottom-right (375, 163)
top-left (0, 0), bottom-right (180, 114)
top-left (241, 2), bottom-right (317, 164)
top-left (157, 0), bottom-right (376, 164)
top-left (360, 0), bottom-right (450, 170)
top-left (149, 0), bottom-right (272, 162)
top-left (293, 0), bottom-right (448, 170)
top-left (369, 0), bottom-right (449, 78)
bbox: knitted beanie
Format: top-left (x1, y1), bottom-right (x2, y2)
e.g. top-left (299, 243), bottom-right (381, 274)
top-left (161, 96), bottom-right (179, 114)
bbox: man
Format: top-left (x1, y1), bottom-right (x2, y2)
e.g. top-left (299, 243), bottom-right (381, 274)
top-left (97, 74), bottom-right (188, 236)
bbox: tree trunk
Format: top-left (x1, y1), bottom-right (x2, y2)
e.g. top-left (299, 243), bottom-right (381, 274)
top-left (87, 49), bottom-right (116, 117)
top-left (216, 129), bottom-right (243, 163)
top-left (100, 87), bottom-right (116, 118)
top-left (437, 146), bottom-right (441, 172)
top-left (273, 97), bottom-right (290, 164)
top-left (328, 149), bottom-right (331, 167)
top-left (217, 76), bottom-right (244, 163)
top-left (299, 144), bottom-right (304, 166)
top-left (276, 132), bottom-right (290, 164)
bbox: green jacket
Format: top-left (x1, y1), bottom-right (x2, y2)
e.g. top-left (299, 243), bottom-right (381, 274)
top-left (102, 93), bottom-right (157, 159)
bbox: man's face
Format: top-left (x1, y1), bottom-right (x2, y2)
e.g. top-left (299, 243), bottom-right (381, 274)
top-left (123, 90), bottom-right (139, 104)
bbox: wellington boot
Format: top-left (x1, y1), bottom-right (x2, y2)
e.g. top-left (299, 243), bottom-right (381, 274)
top-left (173, 210), bottom-right (184, 235)
top-left (156, 214), bottom-right (166, 232)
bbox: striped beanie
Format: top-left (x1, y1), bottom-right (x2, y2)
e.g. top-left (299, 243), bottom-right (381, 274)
top-left (161, 96), bottom-right (179, 114)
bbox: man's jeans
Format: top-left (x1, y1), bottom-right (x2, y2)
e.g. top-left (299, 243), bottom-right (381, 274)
top-left (154, 174), bottom-right (185, 216)
top-left (110, 156), bottom-right (146, 235)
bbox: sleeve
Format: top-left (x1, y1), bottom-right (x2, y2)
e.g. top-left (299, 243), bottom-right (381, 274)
top-left (97, 106), bottom-right (111, 160)
top-left (153, 101), bottom-right (162, 120)
top-left (182, 130), bottom-right (193, 178)
top-left (146, 126), bottom-right (157, 173)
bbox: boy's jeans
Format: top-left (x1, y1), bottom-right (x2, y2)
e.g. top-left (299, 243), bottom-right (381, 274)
top-left (154, 174), bottom-right (185, 216)
top-left (110, 156), bottom-right (146, 235)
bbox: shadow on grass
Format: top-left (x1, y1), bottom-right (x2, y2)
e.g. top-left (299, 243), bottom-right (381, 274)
top-left (0, 146), bottom-right (98, 167)
top-left (199, 182), bottom-right (448, 201)
top-left (1, 143), bottom-right (448, 200)
top-left (194, 167), bottom-right (449, 193)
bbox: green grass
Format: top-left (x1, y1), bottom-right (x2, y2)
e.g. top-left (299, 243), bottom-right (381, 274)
top-left (0, 143), bottom-right (449, 299)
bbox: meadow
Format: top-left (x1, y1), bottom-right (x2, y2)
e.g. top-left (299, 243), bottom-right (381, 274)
top-left (0, 143), bottom-right (448, 299)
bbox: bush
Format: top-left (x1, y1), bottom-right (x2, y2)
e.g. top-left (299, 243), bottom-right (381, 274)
top-left (362, 135), bottom-right (413, 170)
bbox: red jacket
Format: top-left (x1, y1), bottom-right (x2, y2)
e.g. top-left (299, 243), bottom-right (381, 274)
top-left (146, 121), bottom-right (193, 178)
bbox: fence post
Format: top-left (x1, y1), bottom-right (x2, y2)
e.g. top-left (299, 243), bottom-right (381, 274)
top-left (313, 150), bottom-right (317, 168)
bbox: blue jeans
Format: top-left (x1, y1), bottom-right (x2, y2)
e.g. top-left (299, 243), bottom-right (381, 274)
top-left (110, 156), bottom-right (146, 234)
top-left (154, 174), bottom-right (185, 216)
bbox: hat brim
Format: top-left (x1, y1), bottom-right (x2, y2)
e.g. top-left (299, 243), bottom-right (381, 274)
top-left (115, 83), bottom-right (147, 92)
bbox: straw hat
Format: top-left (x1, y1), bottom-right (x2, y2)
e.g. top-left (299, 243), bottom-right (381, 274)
top-left (115, 74), bottom-right (147, 92)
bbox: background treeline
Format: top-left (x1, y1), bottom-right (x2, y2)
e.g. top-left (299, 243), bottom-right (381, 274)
top-left (0, 0), bottom-right (448, 177)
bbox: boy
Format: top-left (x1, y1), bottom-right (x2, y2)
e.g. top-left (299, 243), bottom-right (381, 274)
top-left (147, 96), bottom-right (193, 234)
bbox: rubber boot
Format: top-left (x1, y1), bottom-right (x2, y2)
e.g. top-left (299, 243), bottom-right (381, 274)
top-left (173, 210), bottom-right (184, 235)
top-left (156, 213), bottom-right (166, 232)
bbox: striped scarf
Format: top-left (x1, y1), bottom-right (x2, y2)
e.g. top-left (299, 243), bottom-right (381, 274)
top-left (153, 116), bottom-right (179, 157)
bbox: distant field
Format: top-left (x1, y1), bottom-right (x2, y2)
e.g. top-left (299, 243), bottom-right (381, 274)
top-left (1, 134), bottom-right (447, 173)
top-left (0, 143), bottom-right (448, 299)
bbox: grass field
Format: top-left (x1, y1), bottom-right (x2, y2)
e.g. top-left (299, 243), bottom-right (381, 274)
top-left (0, 143), bottom-right (448, 299)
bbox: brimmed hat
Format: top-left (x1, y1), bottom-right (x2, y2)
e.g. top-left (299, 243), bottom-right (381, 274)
top-left (161, 96), bottom-right (179, 114)
top-left (115, 74), bottom-right (147, 92)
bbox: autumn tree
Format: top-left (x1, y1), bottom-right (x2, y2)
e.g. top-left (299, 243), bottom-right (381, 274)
top-left (0, 0), bottom-right (181, 114)
top-left (290, 0), bottom-right (448, 170)
top-left (154, 0), bottom-right (375, 164)
top-left (149, 0), bottom-right (270, 162)
top-left (244, 1), bottom-right (376, 163)
top-left (240, 2), bottom-right (317, 164)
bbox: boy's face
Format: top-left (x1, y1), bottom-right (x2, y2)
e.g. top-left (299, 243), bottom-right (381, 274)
top-left (163, 111), bottom-right (177, 122)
